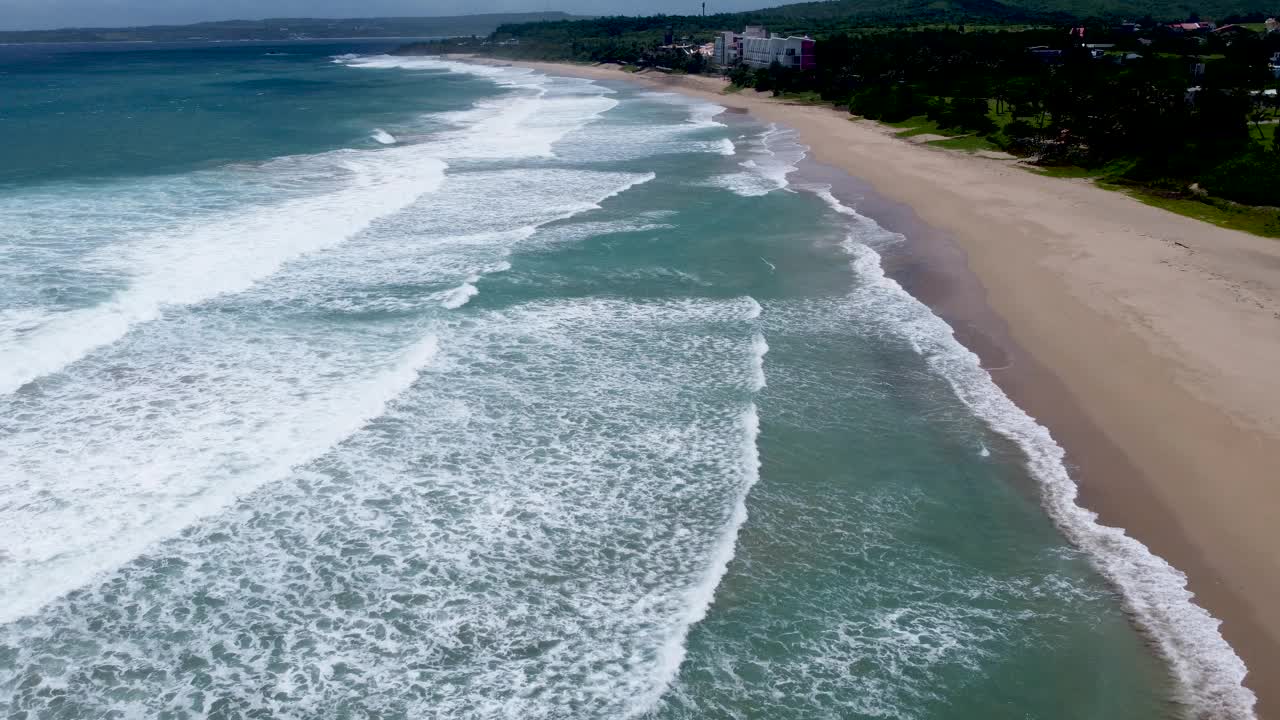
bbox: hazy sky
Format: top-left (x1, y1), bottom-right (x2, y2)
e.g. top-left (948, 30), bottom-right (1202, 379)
top-left (1, 0), bottom-right (784, 31)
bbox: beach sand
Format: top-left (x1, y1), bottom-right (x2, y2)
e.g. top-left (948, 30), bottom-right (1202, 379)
top-left (462, 58), bottom-right (1280, 717)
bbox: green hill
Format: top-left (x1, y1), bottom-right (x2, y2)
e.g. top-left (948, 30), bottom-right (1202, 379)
top-left (0, 13), bottom-right (578, 44)
top-left (746, 0), bottom-right (1275, 22)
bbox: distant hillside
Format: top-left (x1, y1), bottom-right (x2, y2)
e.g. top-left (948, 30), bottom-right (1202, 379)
top-left (730, 0), bottom-right (1276, 22)
top-left (482, 0), bottom-right (1278, 45)
top-left (1006, 0), bottom-right (1274, 19)
top-left (465, 0), bottom-right (1278, 65)
top-left (0, 13), bottom-right (578, 44)
top-left (481, 1), bottom-right (1055, 60)
top-left (726, 0), bottom-right (1052, 24)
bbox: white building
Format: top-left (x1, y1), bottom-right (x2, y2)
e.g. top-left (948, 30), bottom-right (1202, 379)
top-left (740, 34), bottom-right (816, 70)
top-left (712, 25), bottom-right (771, 66)
top-left (713, 31), bottom-right (739, 65)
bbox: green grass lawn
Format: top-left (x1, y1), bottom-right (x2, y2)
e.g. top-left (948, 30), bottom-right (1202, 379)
top-left (881, 104), bottom-right (1280, 239)
top-left (885, 115), bottom-right (948, 137)
top-left (928, 134), bottom-right (998, 152)
top-left (885, 104), bottom-right (1030, 146)
top-left (774, 90), bottom-right (826, 104)
top-left (988, 98), bottom-right (1017, 132)
top-left (1250, 121), bottom-right (1276, 146)
top-left (1098, 183), bottom-right (1280, 238)
top-left (1029, 164), bottom-right (1099, 178)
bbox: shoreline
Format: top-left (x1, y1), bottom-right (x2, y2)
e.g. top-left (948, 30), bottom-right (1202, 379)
top-left (457, 57), bottom-right (1280, 718)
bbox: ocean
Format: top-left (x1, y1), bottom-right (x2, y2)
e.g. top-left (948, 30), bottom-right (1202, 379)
top-left (0, 41), bottom-right (1253, 719)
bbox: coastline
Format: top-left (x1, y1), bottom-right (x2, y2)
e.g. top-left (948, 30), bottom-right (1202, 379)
top-left (458, 57), bottom-right (1280, 718)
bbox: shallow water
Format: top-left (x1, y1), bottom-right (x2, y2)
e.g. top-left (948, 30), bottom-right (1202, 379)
top-left (0, 42), bottom-right (1250, 719)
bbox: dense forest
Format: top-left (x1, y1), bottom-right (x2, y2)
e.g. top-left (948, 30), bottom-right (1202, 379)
top-left (472, 0), bottom-right (1279, 57)
top-left (733, 27), bottom-right (1280, 207)
top-left (398, 1), bottom-right (1280, 214)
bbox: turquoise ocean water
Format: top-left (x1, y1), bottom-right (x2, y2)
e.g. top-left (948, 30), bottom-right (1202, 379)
top-left (0, 43), bottom-right (1255, 718)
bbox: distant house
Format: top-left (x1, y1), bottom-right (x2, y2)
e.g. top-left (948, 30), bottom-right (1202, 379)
top-left (1028, 45), bottom-right (1064, 62)
top-left (1168, 21), bottom-right (1215, 33)
top-left (1084, 42), bottom-right (1115, 59)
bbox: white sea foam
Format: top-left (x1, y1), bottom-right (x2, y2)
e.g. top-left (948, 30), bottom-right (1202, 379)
top-left (276, 166), bottom-right (655, 321)
top-left (371, 128), bottom-right (397, 144)
top-left (0, 296), bottom-right (768, 718)
top-left (637, 90), bottom-right (727, 129)
top-left (440, 282), bottom-right (479, 309)
top-left (0, 158), bottom-right (657, 621)
top-left (625, 403), bottom-right (763, 718)
top-left (0, 159), bottom-right (658, 621)
top-left (0, 57), bottom-right (627, 396)
top-left (687, 103), bottom-right (728, 129)
top-left (622, 307), bottom-right (767, 718)
top-left (749, 333), bottom-right (770, 391)
top-left (814, 188), bottom-right (1259, 720)
top-left (0, 308), bottom-right (48, 347)
top-left (0, 333), bottom-right (441, 624)
top-left (343, 56), bottom-right (619, 159)
top-left (0, 153), bottom-right (448, 396)
top-left (0, 58), bottom-right (658, 630)
top-left (708, 124), bottom-right (806, 196)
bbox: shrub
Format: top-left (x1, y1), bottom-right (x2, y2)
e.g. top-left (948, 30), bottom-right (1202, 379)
top-left (1199, 152), bottom-right (1280, 207)
top-left (848, 84), bottom-right (927, 122)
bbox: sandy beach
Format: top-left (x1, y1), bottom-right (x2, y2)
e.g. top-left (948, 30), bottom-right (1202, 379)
top-left (461, 57), bottom-right (1280, 717)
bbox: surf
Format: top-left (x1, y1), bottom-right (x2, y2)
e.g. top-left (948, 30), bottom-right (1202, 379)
top-left (815, 186), bottom-right (1258, 720)
top-left (0, 152), bottom-right (448, 396)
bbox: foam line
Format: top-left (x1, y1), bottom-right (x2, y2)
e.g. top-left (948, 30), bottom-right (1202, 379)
top-left (749, 333), bottom-right (770, 392)
top-left (342, 55), bottom-right (619, 161)
top-left (0, 334), bottom-right (441, 624)
top-left (625, 404), bottom-right (763, 719)
top-left (0, 154), bottom-right (447, 396)
top-left (708, 124), bottom-right (806, 197)
top-left (813, 187), bottom-right (1259, 720)
top-left (440, 282), bottom-right (478, 309)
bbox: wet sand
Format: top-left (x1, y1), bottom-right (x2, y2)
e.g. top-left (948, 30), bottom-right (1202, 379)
top-left (458, 58), bottom-right (1280, 718)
